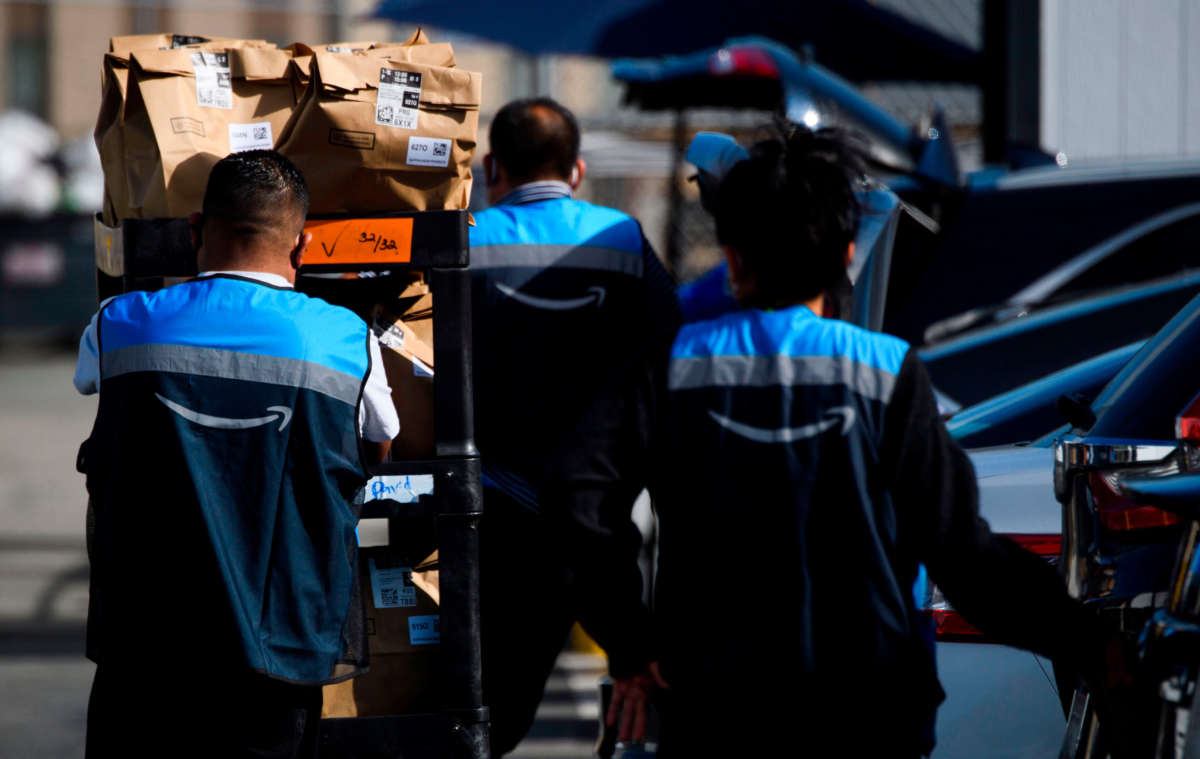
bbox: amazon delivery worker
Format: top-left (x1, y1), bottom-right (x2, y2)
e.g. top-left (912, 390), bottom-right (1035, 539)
top-left (643, 126), bottom-right (1105, 757)
top-left (73, 150), bottom-right (398, 759)
top-left (467, 97), bottom-right (680, 756)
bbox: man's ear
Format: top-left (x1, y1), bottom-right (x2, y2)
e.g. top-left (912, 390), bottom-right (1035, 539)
top-left (483, 153), bottom-right (497, 186)
top-left (188, 212), bottom-right (204, 251)
top-left (569, 157), bottom-right (587, 189)
top-left (722, 244), bottom-right (751, 301)
top-left (291, 231), bottom-right (311, 271)
top-left (844, 241), bottom-right (856, 270)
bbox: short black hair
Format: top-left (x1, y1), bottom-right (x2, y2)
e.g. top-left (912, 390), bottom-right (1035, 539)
top-left (201, 150), bottom-right (309, 239)
top-left (715, 125), bottom-right (865, 307)
top-left (489, 97), bottom-right (581, 184)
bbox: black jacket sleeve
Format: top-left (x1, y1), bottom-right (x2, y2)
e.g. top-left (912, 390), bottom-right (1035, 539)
top-left (545, 356), bottom-right (661, 677)
top-left (543, 232), bottom-right (681, 678)
top-left (882, 350), bottom-right (1101, 668)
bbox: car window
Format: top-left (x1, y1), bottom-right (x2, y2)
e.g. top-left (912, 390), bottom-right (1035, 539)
top-left (1089, 292), bottom-right (1200, 440)
top-left (1054, 214), bottom-right (1200, 300)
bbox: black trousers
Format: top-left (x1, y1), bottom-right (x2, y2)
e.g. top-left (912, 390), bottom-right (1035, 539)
top-left (86, 663), bottom-right (323, 759)
top-left (480, 490), bottom-right (576, 757)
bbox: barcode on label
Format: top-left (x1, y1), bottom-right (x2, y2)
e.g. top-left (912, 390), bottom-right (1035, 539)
top-left (375, 68), bottom-right (422, 130)
top-left (191, 51), bottom-right (232, 110)
top-left (368, 558), bottom-right (418, 608)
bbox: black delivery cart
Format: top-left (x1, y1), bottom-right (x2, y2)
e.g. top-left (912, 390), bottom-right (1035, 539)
top-left (93, 209), bottom-right (489, 759)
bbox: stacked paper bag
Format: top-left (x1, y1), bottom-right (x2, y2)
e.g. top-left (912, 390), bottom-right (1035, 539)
top-left (95, 35), bottom-right (274, 224)
top-left (322, 549), bottom-right (441, 718)
top-left (277, 50), bottom-right (480, 214)
top-left (95, 30), bottom-right (480, 223)
top-left (121, 45), bottom-right (297, 219)
top-left (373, 277), bottom-right (436, 459)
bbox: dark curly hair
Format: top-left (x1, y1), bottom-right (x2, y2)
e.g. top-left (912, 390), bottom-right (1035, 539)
top-left (714, 125), bottom-right (866, 307)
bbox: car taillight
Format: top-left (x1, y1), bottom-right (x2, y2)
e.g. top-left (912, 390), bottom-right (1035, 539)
top-left (708, 47), bottom-right (780, 79)
top-left (1089, 470), bottom-right (1181, 531)
top-left (1176, 391), bottom-right (1200, 471)
top-left (924, 533), bottom-right (1061, 640)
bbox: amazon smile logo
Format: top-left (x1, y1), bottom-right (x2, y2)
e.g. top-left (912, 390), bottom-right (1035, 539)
top-left (156, 393), bottom-right (293, 431)
top-left (707, 406), bottom-right (855, 443)
top-left (495, 282), bottom-right (606, 310)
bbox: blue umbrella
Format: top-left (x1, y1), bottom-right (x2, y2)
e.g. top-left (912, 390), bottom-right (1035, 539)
top-left (372, 0), bottom-right (981, 83)
top-left (371, 0), bottom-right (651, 56)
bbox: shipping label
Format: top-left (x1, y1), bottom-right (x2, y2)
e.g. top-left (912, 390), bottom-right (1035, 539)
top-left (190, 51), bottom-right (232, 109)
top-left (408, 615), bottom-right (440, 645)
top-left (228, 122), bottom-right (273, 152)
top-left (172, 35), bottom-right (210, 48)
top-left (406, 136), bottom-right (451, 167)
top-left (374, 318), bottom-right (406, 352)
top-left (375, 69), bottom-right (422, 130)
top-left (368, 557), bottom-right (417, 609)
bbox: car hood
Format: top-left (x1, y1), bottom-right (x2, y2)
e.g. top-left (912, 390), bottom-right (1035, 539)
top-left (967, 445), bottom-right (1059, 535)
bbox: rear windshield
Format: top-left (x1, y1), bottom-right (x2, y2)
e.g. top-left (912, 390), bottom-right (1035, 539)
top-left (1054, 211), bottom-right (1200, 300)
top-left (1089, 292), bottom-right (1200, 440)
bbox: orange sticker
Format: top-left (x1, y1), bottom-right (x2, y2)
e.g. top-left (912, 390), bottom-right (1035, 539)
top-left (304, 217), bottom-right (414, 266)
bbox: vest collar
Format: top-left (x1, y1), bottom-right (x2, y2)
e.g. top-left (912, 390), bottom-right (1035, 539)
top-left (496, 180), bottom-right (573, 206)
top-left (197, 270), bottom-right (292, 289)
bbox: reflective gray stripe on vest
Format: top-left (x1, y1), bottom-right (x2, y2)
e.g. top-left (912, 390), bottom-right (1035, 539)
top-left (102, 343), bottom-right (363, 407)
top-left (471, 244), bottom-right (644, 277)
top-left (669, 354), bottom-right (897, 404)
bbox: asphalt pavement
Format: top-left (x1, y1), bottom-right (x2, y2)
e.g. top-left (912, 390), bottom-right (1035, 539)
top-left (0, 349), bottom-right (94, 759)
top-left (0, 348), bottom-right (605, 759)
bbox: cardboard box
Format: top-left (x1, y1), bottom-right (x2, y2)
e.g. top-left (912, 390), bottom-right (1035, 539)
top-left (277, 51), bottom-right (480, 213)
top-left (374, 280), bottom-right (435, 459)
top-left (322, 548), bottom-right (440, 717)
top-left (117, 45), bottom-right (298, 219)
top-left (95, 35), bottom-right (274, 225)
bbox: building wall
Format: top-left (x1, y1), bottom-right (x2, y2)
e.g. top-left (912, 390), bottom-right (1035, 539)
top-left (1041, 0), bottom-right (1200, 160)
top-left (49, 4), bottom-right (126, 138)
top-left (14, 0), bottom-right (435, 138)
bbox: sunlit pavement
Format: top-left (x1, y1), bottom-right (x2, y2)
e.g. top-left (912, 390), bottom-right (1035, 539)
top-left (0, 351), bottom-right (94, 759)
top-left (510, 653), bottom-right (608, 759)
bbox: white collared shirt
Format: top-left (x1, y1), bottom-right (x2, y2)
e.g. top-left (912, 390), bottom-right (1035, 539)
top-left (73, 270), bottom-right (400, 443)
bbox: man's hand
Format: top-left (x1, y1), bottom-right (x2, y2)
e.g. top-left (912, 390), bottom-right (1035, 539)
top-left (606, 662), bottom-right (668, 744)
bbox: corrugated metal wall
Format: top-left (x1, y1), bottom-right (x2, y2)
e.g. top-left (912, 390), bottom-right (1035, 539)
top-left (1042, 0), bottom-right (1200, 160)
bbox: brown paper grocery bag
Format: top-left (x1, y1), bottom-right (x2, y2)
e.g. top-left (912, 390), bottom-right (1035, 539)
top-left (286, 29), bottom-right (454, 102)
top-left (108, 34), bottom-right (273, 58)
top-left (95, 36), bottom-right (274, 224)
top-left (322, 549), bottom-right (441, 718)
top-left (373, 285), bottom-right (435, 459)
top-left (277, 52), bottom-right (480, 214)
top-left (121, 45), bottom-right (297, 219)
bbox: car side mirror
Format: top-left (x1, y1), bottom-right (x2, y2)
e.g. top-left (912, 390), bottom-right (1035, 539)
top-left (1056, 392), bottom-right (1096, 431)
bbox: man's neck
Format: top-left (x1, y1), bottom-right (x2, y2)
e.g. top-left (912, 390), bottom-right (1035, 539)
top-left (199, 253), bottom-right (295, 284)
top-left (493, 178), bottom-right (573, 206)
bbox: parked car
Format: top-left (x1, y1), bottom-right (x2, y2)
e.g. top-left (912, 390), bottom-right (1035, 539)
top-left (1114, 469), bottom-right (1200, 758)
top-left (945, 340), bottom-right (1145, 449)
top-left (614, 37), bottom-right (1200, 363)
top-left (920, 199), bottom-right (1200, 406)
top-left (926, 442), bottom-right (1065, 758)
top-left (1052, 292), bottom-right (1200, 756)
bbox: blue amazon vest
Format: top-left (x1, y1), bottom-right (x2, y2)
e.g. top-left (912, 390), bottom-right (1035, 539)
top-left (468, 198), bottom-right (653, 508)
top-left (83, 275), bottom-right (370, 684)
top-left (657, 304), bottom-right (939, 747)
